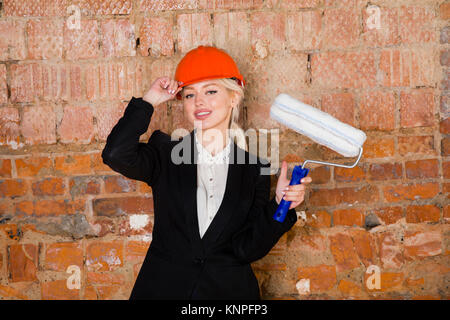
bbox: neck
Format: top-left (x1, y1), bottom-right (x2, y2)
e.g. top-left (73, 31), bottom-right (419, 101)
top-left (195, 127), bottom-right (230, 156)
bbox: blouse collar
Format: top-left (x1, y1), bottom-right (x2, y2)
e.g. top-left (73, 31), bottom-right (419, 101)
top-left (194, 129), bottom-right (232, 165)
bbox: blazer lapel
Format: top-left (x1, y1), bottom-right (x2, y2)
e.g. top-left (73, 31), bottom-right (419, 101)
top-left (177, 129), bottom-right (245, 253)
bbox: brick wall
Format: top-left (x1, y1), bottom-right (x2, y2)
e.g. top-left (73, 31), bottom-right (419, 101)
top-left (0, 0), bottom-right (448, 300)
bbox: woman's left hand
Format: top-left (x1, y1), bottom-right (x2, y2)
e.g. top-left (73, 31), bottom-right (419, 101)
top-left (275, 160), bottom-right (312, 210)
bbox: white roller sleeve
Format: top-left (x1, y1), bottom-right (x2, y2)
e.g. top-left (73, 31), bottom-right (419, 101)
top-left (270, 93), bottom-right (367, 157)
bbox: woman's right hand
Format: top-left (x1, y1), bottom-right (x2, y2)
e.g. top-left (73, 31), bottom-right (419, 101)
top-left (142, 77), bottom-right (184, 106)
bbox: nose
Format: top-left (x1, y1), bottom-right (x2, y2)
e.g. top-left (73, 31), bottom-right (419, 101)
top-left (194, 92), bottom-right (205, 106)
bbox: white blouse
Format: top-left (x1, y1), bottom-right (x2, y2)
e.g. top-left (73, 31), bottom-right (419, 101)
top-left (195, 131), bottom-right (232, 238)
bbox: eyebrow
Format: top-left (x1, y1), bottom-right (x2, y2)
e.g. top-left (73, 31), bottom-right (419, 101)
top-left (184, 83), bottom-right (218, 90)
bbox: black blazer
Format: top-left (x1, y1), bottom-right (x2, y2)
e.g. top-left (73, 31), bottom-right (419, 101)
top-left (101, 97), bottom-right (298, 300)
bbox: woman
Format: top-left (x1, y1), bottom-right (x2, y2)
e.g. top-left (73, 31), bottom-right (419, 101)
top-left (102, 46), bottom-right (312, 300)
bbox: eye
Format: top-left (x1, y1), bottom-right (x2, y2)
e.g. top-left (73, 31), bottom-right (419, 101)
top-left (185, 90), bottom-right (217, 99)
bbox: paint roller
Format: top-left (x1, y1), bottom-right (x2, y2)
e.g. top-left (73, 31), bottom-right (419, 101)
top-left (270, 93), bottom-right (367, 223)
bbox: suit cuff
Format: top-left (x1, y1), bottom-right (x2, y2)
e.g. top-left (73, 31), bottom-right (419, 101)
top-left (131, 97), bottom-right (154, 113)
top-left (267, 196), bottom-right (297, 231)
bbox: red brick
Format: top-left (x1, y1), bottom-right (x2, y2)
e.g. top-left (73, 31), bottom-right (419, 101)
top-left (305, 210), bottom-right (332, 228)
top-left (27, 19), bottom-right (63, 59)
top-left (0, 107), bottom-right (20, 148)
top-left (335, 165), bottom-right (366, 183)
top-left (69, 65), bottom-right (82, 100)
top-left (101, 19), bottom-right (136, 58)
top-left (0, 159), bottom-right (12, 178)
top-left (441, 118), bottom-right (450, 134)
top-left (34, 199), bottom-right (86, 217)
top-left (308, 166), bottom-right (330, 185)
top-left (405, 159), bottom-right (439, 179)
top-left (177, 13), bottom-right (213, 53)
top-left (372, 207), bottom-right (404, 225)
top-left (69, 176), bottom-right (101, 196)
top-left (311, 51), bottom-right (377, 89)
top-left (444, 205), bottom-right (450, 221)
top-left (87, 272), bottom-right (126, 285)
top-left (289, 233), bottom-right (328, 258)
top-left (8, 244), bottom-right (38, 282)
top-left (32, 178), bottom-right (65, 196)
top-left (368, 163), bottom-right (402, 181)
top-left (58, 106), bottom-right (94, 144)
top-left (10, 64), bottom-right (36, 103)
top-left (278, 0), bottom-right (319, 9)
top-left (297, 265), bottom-right (336, 293)
top-left (86, 241), bottom-right (123, 271)
top-left (0, 224), bottom-right (21, 241)
top-left (215, 0), bottom-right (264, 9)
top-left (399, 6), bottom-right (436, 44)
top-left (398, 136), bottom-right (435, 156)
top-left (0, 179), bottom-right (27, 198)
top-left (21, 105), bottom-right (56, 145)
top-left (213, 12), bottom-right (250, 60)
top-left (0, 20), bottom-right (26, 60)
top-left (125, 240), bottom-right (150, 263)
top-left (404, 230), bottom-right (442, 259)
top-left (252, 262), bottom-right (287, 272)
top-left (322, 8), bottom-right (359, 49)
top-left (321, 92), bottom-right (355, 126)
top-left (400, 89), bottom-right (435, 128)
top-left (383, 182), bottom-right (439, 203)
top-left (360, 91), bottom-right (396, 131)
top-left (377, 232), bottom-right (404, 269)
top-left (443, 137), bottom-right (450, 156)
top-left (406, 205), bottom-right (440, 223)
top-left (64, 19), bottom-right (99, 60)
top-left (364, 272), bottom-right (404, 292)
top-left (250, 11), bottom-right (286, 53)
top-left (309, 185), bottom-right (378, 207)
top-left (0, 284), bottom-right (28, 300)
top-left (338, 279), bottom-right (363, 297)
top-left (441, 50), bottom-right (450, 67)
top-left (248, 53), bottom-right (309, 116)
top-left (91, 152), bottom-right (114, 173)
top-left (3, 0), bottom-right (66, 16)
top-left (139, 16), bottom-right (174, 57)
top-left (380, 48), bottom-right (435, 88)
top-left (440, 2), bottom-right (450, 19)
top-left (118, 214), bottom-right (153, 236)
top-left (0, 64), bottom-right (7, 104)
top-left (287, 10), bottom-right (322, 51)
top-left (362, 7), bottom-right (399, 46)
top-left (333, 209), bottom-right (364, 227)
top-left (83, 284), bottom-right (97, 300)
top-left (363, 136), bottom-right (395, 159)
top-left (349, 229), bottom-right (376, 268)
top-left (75, 0), bottom-right (132, 15)
top-left (41, 280), bottom-right (79, 300)
top-left (140, 0), bottom-right (199, 11)
top-left (93, 196), bottom-right (154, 217)
top-left (329, 232), bottom-right (360, 272)
top-left (54, 154), bottom-right (92, 175)
top-left (15, 201), bottom-right (34, 216)
top-left (104, 175), bottom-right (137, 193)
top-left (45, 242), bottom-right (83, 271)
top-left (95, 102), bottom-right (127, 141)
top-left (16, 157), bottom-right (53, 177)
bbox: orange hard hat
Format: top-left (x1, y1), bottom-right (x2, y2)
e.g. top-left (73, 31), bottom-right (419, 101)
top-left (174, 45), bottom-right (245, 100)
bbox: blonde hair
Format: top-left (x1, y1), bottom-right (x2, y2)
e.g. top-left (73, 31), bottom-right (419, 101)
top-left (181, 78), bottom-right (247, 151)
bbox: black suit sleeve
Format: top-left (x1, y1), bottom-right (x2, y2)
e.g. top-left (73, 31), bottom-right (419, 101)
top-left (101, 97), bottom-right (166, 187)
top-left (231, 162), bottom-right (298, 264)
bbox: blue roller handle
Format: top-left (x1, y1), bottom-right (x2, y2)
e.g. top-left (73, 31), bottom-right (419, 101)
top-left (273, 165), bottom-right (309, 223)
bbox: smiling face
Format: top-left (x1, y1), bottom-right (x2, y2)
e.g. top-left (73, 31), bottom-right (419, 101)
top-left (182, 79), bottom-right (236, 133)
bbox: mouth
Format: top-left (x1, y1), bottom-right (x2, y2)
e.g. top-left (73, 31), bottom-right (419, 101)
top-left (194, 110), bottom-right (212, 120)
